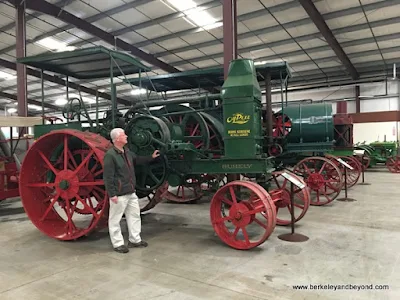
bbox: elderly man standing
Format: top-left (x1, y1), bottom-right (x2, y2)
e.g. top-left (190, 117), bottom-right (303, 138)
top-left (103, 128), bottom-right (160, 253)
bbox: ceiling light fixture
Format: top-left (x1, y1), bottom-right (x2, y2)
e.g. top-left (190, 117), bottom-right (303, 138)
top-left (0, 70), bottom-right (16, 80)
top-left (55, 98), bottom-right (68, 105)
top-left (35, 37), bottom-right (76, 52)
top-left (165, 0), bottom-right (220, 30)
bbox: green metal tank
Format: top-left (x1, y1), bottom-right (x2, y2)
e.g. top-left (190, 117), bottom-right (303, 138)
top-left (276, 103), bottom-right (334, 152)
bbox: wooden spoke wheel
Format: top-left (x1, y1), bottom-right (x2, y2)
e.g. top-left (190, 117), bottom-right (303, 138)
top-left (268, 171), bottom-right (310, 226)
top-left (19, 130), bottom-right (111, 240)
top-left (210, 180), bottom-right (277, 250)
top-left (293, 156), bottom-right (344, 206)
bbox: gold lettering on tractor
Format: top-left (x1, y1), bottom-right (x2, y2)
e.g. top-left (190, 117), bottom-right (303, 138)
top-left (226, 113), bottom-right (251, 124)
top-left (222, 164), bottom-right (253, 169)
top-left (227, 129), bottom-right (250, 137)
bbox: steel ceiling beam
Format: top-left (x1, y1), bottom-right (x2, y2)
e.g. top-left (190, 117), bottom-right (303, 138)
top-left (153, 0), bottom-right (396, 59)
top-left (0, 91), bottom-right (58, 110)
top-left (0, 58), bottom-right (131, 106)
top-left (298, 0), bottom-right (359, 79)
top-left (0, 0), bottom-right (76, 33)
top-left (71, 0), bottom-right (222, 48)
top-left (168, 16), bottom-right (400, 68)
top-left (0, 0), bottom-right (154, 56)
top-left (11, 0), bottom-right (180, 73)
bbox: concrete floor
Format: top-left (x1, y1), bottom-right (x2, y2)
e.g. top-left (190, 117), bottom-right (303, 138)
top-left (0, 170), bottom-right (399, 300)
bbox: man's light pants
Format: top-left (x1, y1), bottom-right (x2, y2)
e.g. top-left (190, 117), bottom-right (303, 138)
top-left (108, 193), bottom-right (142, 248)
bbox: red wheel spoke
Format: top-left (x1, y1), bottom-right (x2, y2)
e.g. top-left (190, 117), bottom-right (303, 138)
top-left (72, 150), bottom-right (94, 175)
top-left (67, 149), bottom-right (78, 169)
top-left (254, 218), bottom-right (268, 229)
top-left (78, 180), bottom-right (104, 186)
top-left (241, 227), bottom-right (250, 246)
top-left (221, 197), bottom-right (233, 206)
top-left (64, 200), bottom-right (77, 235)
top-left (318, 162), bottom-right (327, 174)
top-left (75, 194), bottom-right (99, 219)
top-left (63, 135), bottom-right (68, 171)
top-left (40, 193), bottom-right (60, 221)
top-left (92, 168), bottom-right (102, 177)
top-left (232, 226), bottom-right (240, 239)
top-left (301, 163), bottom-right (312, 175)
top-left (90, 162), bottom-right (100, 173)
top-left (229, 186), bottom-right (237, 204)
top-left (92, 186), bottom-right (105, 195)
top-left (243, 206), bottom-right (265, 216)
top-left (190, 123), bottom-right (199, 136)
top-left (38, 150), bottom-right (58, 175)
top-left (293, 203), bottom-right (304, 209)
top-left (27, 183), bottom-right (55, 188)
top-left (213, 215), bottom-right (233, 224)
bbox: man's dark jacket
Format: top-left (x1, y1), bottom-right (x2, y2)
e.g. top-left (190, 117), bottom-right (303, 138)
top-left (103, 146), bottom-right (153, 197)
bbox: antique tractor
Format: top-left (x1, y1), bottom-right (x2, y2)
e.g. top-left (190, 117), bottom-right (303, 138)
top-left (268, 103), bottom-right (362, 206)
top-left (355, 141), bottom-right (400, 173)
top-left (19, 57), bottom-right (311, 250)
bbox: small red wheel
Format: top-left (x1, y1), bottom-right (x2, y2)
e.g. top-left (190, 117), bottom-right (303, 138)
top-left (269, 171), bottom-right (310, 226)
top-left (210, 180), bottom-right (277, 250)
top-left (268, 144), bottom-right (283, 156)
top-left (272, 113), bottom-right (292, 137)
top-left (293, 156), bottom-right (344, 206)
top-left (386, 156), bottom-right (400, 173)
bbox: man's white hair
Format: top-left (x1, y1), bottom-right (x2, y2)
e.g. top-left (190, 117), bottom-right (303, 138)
top-left (110, 128), bottom-right (125, 142)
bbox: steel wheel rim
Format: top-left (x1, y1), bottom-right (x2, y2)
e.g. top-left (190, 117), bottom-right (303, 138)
top-left (19, 130), bottom-right (110, 240)
top-left (293, 156), bottom-right (344, 206)
top-left (210, 180), bottom-right (276, 250)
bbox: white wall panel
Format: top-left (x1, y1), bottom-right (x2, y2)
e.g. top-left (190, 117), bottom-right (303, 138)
top-left (354, 122), bottom-right (400, 144)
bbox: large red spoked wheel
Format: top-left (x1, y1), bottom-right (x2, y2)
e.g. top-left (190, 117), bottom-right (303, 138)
top-left (210, 180), bottom-right (276, 250)
top-left (268, 171), bottom-right (310, 225)
top-left (326, 155), bottom-right (361, 188)
top-left (293, 156), bottom-right (344, 206)
top-left (19, 129), bottom-right (111, 240)
top-left (386, 156), bottom-right (400, 173)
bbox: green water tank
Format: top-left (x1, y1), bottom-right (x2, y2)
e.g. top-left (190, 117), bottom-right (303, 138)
top-left (277, 103), bottom-right (334, 145)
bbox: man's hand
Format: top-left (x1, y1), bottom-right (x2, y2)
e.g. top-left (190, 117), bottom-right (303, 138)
top-left (110, 196), bottom-right (118, 204)
top-left (152, 150), bottom-right (160, 158)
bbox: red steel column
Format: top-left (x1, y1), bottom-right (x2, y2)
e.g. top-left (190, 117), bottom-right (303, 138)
top-left (16, 1), bottom-right (27, 119)
top-left (336, 101), bottom-right (347, 114)
top-left (223, 0), bottom-right (237, 79)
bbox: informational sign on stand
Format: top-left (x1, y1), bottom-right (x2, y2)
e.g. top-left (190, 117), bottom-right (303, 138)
top-left (353, 149), bottom-right (365, 155)
top-left (336, 158), bottom-right (354, 170)
top-left (282, 172), bottom-right (305, 189)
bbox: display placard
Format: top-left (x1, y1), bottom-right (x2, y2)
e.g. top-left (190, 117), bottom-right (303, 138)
top-left (337, 158), bottom-right (354, 170)
top-left (281, 172), bottom-right (306, 189)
